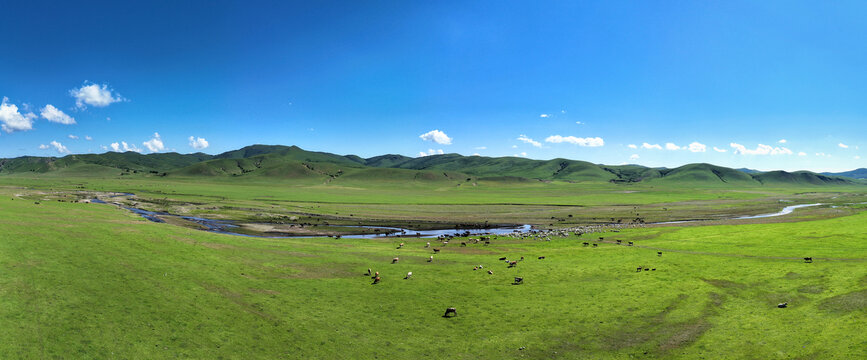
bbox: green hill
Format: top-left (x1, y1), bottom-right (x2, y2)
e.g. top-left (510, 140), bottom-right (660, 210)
top-left (0, 145), bottom-right (858, 186)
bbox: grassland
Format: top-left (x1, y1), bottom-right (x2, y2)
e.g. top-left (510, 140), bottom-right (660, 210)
top-left (1, 174), bottom-right (866, 358)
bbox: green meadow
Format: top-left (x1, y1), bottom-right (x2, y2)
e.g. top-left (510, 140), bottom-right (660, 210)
top-left (1, 174), bottom-right (866, 359)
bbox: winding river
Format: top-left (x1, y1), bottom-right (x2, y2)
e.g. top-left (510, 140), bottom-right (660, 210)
top-left (92, 193), bottom-right (822, 238)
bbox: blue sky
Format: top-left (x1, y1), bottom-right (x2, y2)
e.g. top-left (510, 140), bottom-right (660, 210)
top-left (2, 1), bottom-right (866, 172)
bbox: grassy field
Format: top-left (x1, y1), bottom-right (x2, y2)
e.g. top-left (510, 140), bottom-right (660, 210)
top-left (1, 178), bottom-right (866, 359)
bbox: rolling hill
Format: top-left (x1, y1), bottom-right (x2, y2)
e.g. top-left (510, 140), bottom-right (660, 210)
top-left (0, 144), bottom-right (858, 186)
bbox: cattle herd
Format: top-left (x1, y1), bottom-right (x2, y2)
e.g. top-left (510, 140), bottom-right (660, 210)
top-left (363, 222), bottom-right (813, 316)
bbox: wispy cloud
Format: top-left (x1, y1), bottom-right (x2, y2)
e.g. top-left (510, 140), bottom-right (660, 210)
top-left (539, 114), bottom-right (550, 118)
top-left (419, 129), bottom-right (452, 145)
top-left (68, 134), bottom-right (79, 139)
top-left (629, 154), bottom-right (639, 160)
top-left (665, 143), bottom-right (681, 151)
top-left (85, 135), bottom-right (92, 141)
top-left (839, 143), bottom-right (849, 149)
top-left (687, 142), bottom-right (706, 153)
top-left (474, 146), bottom-right (486, 150)
top-left (47, 140), bottom-right (70, 154)
top-left (40, 104), bottom-right (76, 124)
top-left (418, 149), bottom-right (444, 157)
top-left (110, 141), bottom-right (142, 153)
top-left (544, 135), bottom-right (604, 147)
top-left (798, 152), bottom-right (806, 156)
top-left (641, 143), bottom-right (662, 150)
top-left (713, 147), bottom-right (727, 153)
top-left (143, 132), bottom-right (165, 152)
top-left (778, 139), bottom-right (787, 144)
top-left (189, 136), bottom-right (209, 150)
top-left (517, 134), bottom-right (542, 147)
top-left (731, 143), bottom-right (793, 155)
top-left (627, 144), bottom-right (637, 149)
top-left (70, 82), bottom-right (126, 109)
top-left (0, 97), bottom-right (37, 133)
top-left (512, 152), bottom-right (528, 157)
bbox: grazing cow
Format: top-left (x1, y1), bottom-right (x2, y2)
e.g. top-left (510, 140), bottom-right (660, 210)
top-left (443, 307), bottom-right (457, 317)
top-left (804, 257), bottom-right (813, 263)
top-left (366, 268), bottom-right (372, 276)
top-left (657, 252), bottom-right (663, 257)
top-left (508, 261), bottom-right (518, 268)
top-left (651, 268), bottom-right (656, 271)
top-left (520, 256), bottom-right (524, 261)
top-left (398, 242), bottom-right (405, 249)
top-left (643, 268), bottom-right (649, 271)
top-left (538, 256), bottom-right (545, 260)
top-left (405, 272), bottom-right (412, 279)
top-left (392, 257), bottom-right (399, 264)
top-left (484, 241), bottom-right (490, 246)
top-left (616, 240), bottom-right (622, 245)
top-left (513, 277), bottom-right (524, 285)
top-left (628, 241), bottom-right (633, 246)
top-left (498, 257), bottom-right (507, 261)
top-left (425, 242), bottom-right (430, 248)
top-left (592, 243), bottom-right (598, 247)
top-left (777, 302), bottom-right (788, 308)
top-left (461, 242), bottom-right (467, 247)
top-left (428, 256), bottom-right (433, 262)
top-left (373, 271), bottom-right (379, 278)
top-left (432, 248), bottom-right (441, 253)
top-left (583, 242), bottom-right (589, 246)
top-left (599, 237), bottom-right (604, 240)
top-left (488, 270), bottom-right (493, 275)
top-left (372, 276), bottom-right (381, 285)
top-left (636, 266), bottom-right (643, 272)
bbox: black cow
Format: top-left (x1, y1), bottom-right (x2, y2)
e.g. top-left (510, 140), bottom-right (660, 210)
top-left (804, 257), bottom-right (813, 263)
top-left (443, 307), bottom-right (457, 317)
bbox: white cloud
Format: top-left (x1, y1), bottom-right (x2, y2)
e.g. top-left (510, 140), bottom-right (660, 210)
top-left (687, 142), bottom-right (706, 153)
top-left (0, 97), bottom-right (37, 133)
top-left (575, 121), bottom-right (583, 125)
top-left (110, 141), bottom-right (142, 153)
top-left (474, 146), bottom-right (487, 150)
top-left (512, 152), bottom-right (528, 157)
top-left (815, 152), bottom-right (831, 157)
top-left (419, 129), bottom-right (452, 145)
top-left (100, 145), bottom-right (108, 151)
top-left (38, 144), bottom-right (50, 149)
top-left (188, 136), bottom-right (209, 150)
top-left (540, 114), bottom-right (550, 118)
top-left (418, 149), bottom-right (444, 157)
top-left (798, 152), bottom-right (806, 156)
top-left (143, 132), bottom-right (165, 152)
top-left (839, 143), bottom-right (849, 149)
top-left (855, 155), bottom-right (861, 160)
top-left (472, 153), bottom-right (481, 156)
top-left (49, 140), bottom-right (69, 154)
top-left (629, 154), bottom-right (639, 160)
top-left (68, 134), bottom-right (79, 140)
top-left (517, 134), bottom-right (542, 147)
top-left (69, 82), bottom-right (126, 109)
top-left (544, 135), bottom-right (604, 147)
top-left (665, 142), bottom-right (681, 151)
top-left (730, 143), bottom-right (793, 155)
top-left (627, 144), bottom-right (637, 149)
top-left (85, 135), bottom-right (92, 141)
top-left (713, 147), bottom-right (728, 153)
top-left (511, 145), bottom-right (518, 148)
top-left (778, 139), bottom-right (787, 144)
top-left (40, 104), bottom-right (76, 125)
top-left (641, 143), bottom-right (662, 150)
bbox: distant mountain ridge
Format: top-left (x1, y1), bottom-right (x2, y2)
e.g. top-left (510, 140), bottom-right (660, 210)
top-left (822, 168), bottom-right (867, 179)
top-left (0, 144), bottom-right (860, 186)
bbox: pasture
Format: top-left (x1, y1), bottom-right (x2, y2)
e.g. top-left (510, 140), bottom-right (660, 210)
top-left (1, 181), bottom-right (865, 359)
